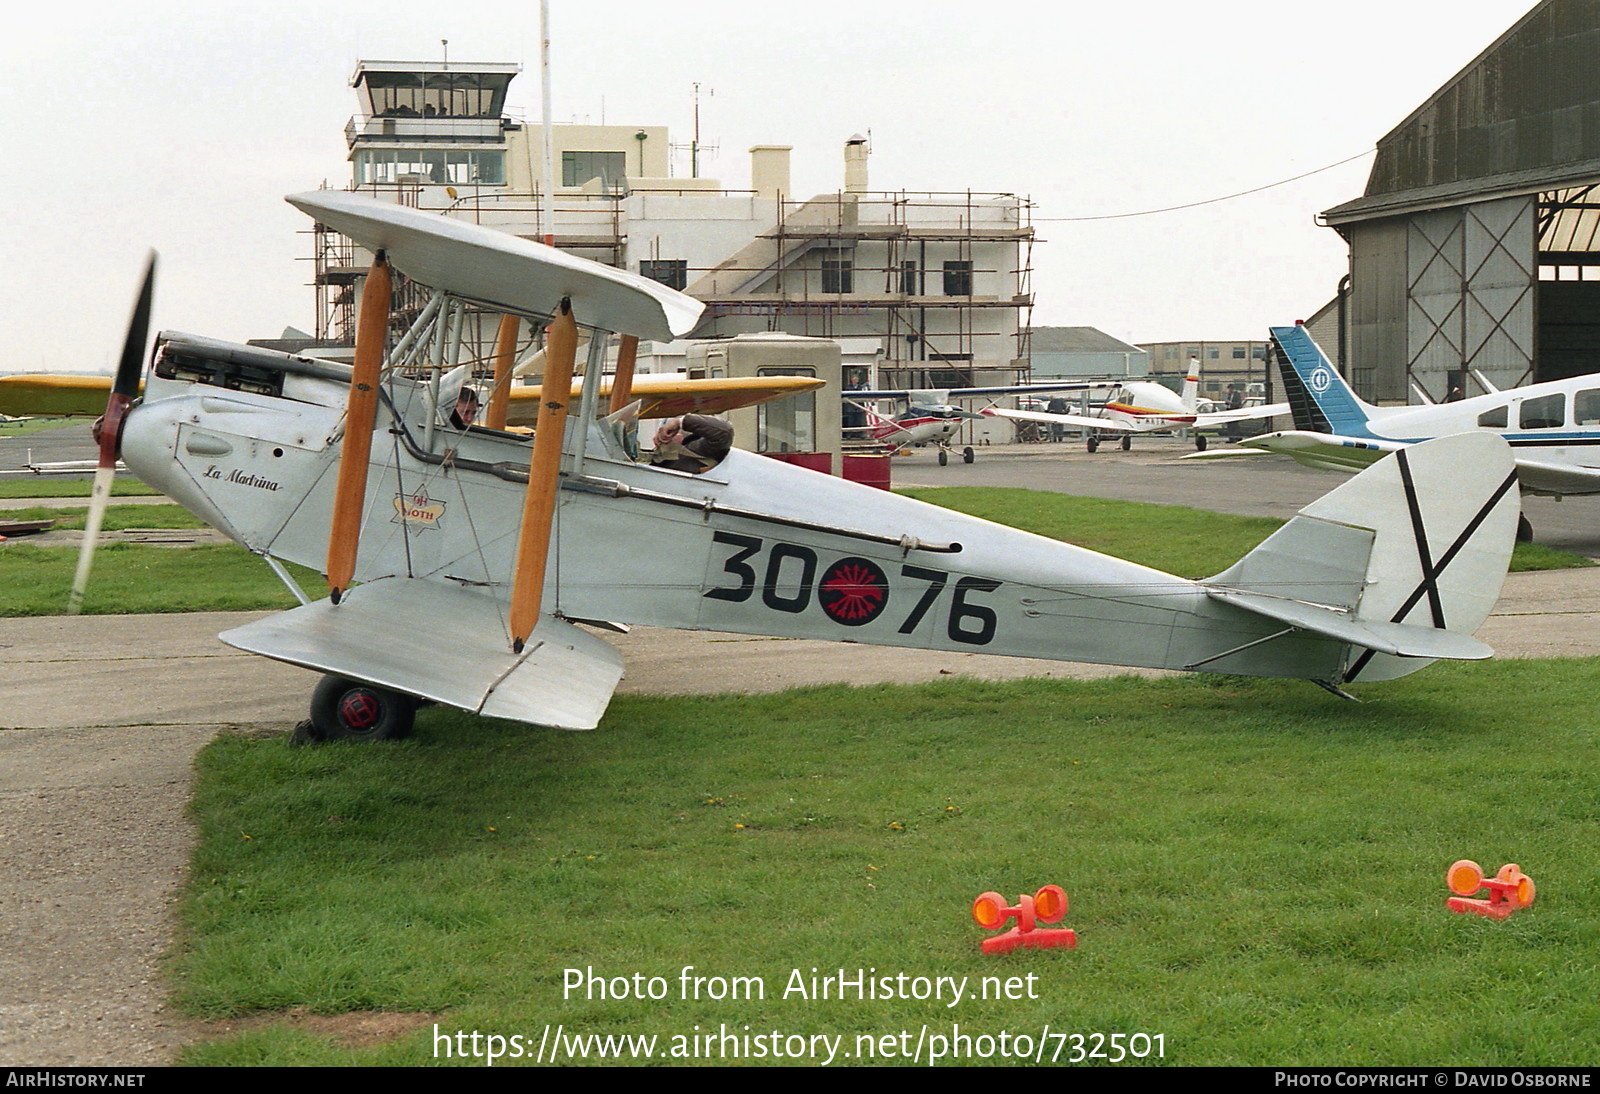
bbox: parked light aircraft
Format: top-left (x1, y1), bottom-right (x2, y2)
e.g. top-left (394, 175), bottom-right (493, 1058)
top-left (982, 364), bottom-right (1289, 452)
top-left (67, 192), bottom-right (1522, 738)
top-left (842, 393), bottom-right (972, 462)
top-left (1195, 324), bottom-right (1600, 539)
top-left (842, 382), bottom-right (1135, 464)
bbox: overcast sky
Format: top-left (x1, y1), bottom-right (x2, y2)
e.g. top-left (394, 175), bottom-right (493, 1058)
top-left (1, 0), bottom-right (1540, 373)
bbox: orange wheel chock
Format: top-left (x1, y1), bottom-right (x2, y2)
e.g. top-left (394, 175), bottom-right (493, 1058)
top-left (972, 884), bottom-right (1078, 954)
top-left (1445, 860), bottom-right (1535, 920)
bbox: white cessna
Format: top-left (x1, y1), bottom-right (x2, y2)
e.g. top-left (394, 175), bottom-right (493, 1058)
top-left (980, 365), bottom-right (1289, 452)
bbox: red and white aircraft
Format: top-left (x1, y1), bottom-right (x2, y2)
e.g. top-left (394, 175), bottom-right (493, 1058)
top-left (844, 383), bottom-right (1112, 464)
top-left (981, 363), bottom-right (1289, 452)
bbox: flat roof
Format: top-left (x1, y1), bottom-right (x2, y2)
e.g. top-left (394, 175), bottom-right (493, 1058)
top-left (352, 60), bottom-right (521, 83)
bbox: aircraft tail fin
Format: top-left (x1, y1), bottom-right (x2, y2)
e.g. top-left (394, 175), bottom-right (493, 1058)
top-left (1181, 357), bottom-right (1201, 411)
top-left (1269, 325), bottom-right (1378, 435)
top-left (1203, 432), bottom-right (1519, 683)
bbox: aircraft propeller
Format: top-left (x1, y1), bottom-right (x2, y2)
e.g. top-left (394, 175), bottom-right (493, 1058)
top-left (69, 254), bottom-right (156, 614)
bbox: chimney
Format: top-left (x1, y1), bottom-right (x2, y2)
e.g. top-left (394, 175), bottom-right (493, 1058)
top-left (844, 134), bottom-right (869, 194)
top-left (750, 145), bottom-right (792, 202)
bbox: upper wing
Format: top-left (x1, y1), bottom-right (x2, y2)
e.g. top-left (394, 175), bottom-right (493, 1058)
top-left (287, 191), bottom-right (704, 341)
top-left (0, 374), bottom-right (115, 417)
top-left (504, 373), bottom-right (826, 426)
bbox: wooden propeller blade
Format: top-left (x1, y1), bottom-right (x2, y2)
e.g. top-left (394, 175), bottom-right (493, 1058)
top-left (114, 254), bottom-right (157, 399)
top-left (326, 253), bottom-right (391, 603)
top-left (70, 253), bottom-right (157, 615)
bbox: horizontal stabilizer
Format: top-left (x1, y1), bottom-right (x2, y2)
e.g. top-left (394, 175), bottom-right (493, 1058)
top-left (1203, 587), bottom-right (1492, 660)
top-left (220, 577), bottom-right (623, 730)
top-left (1200, 432), bottom-right (1516, 681)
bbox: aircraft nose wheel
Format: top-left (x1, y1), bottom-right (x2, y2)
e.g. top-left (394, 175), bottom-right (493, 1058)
top-left (307, 675), bottom-right (417, 741)
top-left (1120, 436), bottom-right (1131, 451)
top-left (938, 449), bottom-right (949, 466)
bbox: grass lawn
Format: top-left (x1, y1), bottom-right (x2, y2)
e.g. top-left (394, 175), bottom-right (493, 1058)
top-left (178, 661), bottom-right (1600, 1066)
top-left (150, 486), bottom-right (1600, 1066)
top-left (0, 417), bottom-right (83, 437)
top-left (0, 477), bottom-right (160, 498)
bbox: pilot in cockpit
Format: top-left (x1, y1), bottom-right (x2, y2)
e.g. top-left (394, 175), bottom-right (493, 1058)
top-left (649, 414), bottom-right (733, 473)
top-left (449, 385), bottom-right (480, 430)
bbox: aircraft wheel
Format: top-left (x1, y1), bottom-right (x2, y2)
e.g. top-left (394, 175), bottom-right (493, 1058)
top-left (1516, 514), bottom-right (1533, 543)
top-left (1195, 434), bottom-right (1208, 452)
top-left (938, 449), bottom-right (949, 466)
top-left (309, 675), bottom-right (417, 742)
top-left (1120, 436), bottom-right (1132, 451)
top-left (1087, 438), bottom-right (1099, 453)
top-left (962, 446), bottom-right (975, 464)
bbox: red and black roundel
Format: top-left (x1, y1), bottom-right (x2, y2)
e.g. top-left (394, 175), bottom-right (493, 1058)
top-left (818, 557), bottom-right (890, 626)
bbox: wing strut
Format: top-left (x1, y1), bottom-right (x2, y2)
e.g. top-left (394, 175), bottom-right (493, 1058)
top-left (609, 334), bottom-right (639, 413)
top-left (508, 298), bottom-right (577, 652)
top-left (327, 252), bottom-right (390, 603)
top-left (485, 313), bottom-right (519, 430)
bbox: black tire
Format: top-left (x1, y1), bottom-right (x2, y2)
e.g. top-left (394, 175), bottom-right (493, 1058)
top-left (938, 449), bottom-right (949, 466)
top-left (1195, 434), bottom-right (1208, 451)
top-left (962, 446), bottom-right (975, 464)
top-left (1120, 435), bottom-right (1131, 451)
top-left (309, 675), bottom-right (417, 742)
top-left (1087, 437), bottom-right (1099, 453)
top-left (1516, 513), bottom-right (1533, 543)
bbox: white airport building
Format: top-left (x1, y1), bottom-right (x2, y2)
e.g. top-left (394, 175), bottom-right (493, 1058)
top-left (307, 60), bottom-right (1038, 445)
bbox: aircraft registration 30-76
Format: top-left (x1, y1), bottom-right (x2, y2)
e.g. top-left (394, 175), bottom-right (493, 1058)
top-left (703, 531), bottom-right (1002, 645)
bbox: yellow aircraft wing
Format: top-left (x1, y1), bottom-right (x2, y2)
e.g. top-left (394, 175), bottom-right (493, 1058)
top-left (503, 373), bottom-right (825, 426)
top-left (0, 374), bottom-right (115, 417)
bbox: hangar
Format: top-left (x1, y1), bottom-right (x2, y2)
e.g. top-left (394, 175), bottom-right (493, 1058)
top-left (1321, 0), bottom-right (1600, 404)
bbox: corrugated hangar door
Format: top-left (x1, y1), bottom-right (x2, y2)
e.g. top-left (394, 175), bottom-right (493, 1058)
top-left (1407, 195), bottom-right (1536, 395)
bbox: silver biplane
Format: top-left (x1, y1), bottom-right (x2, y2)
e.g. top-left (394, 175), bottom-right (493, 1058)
top-left (78, 191), bottom-right (1522, 739)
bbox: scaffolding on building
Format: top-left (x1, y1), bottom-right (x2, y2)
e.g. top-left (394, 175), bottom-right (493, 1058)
top-left (309, 185), bottom-right (1034, 400)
